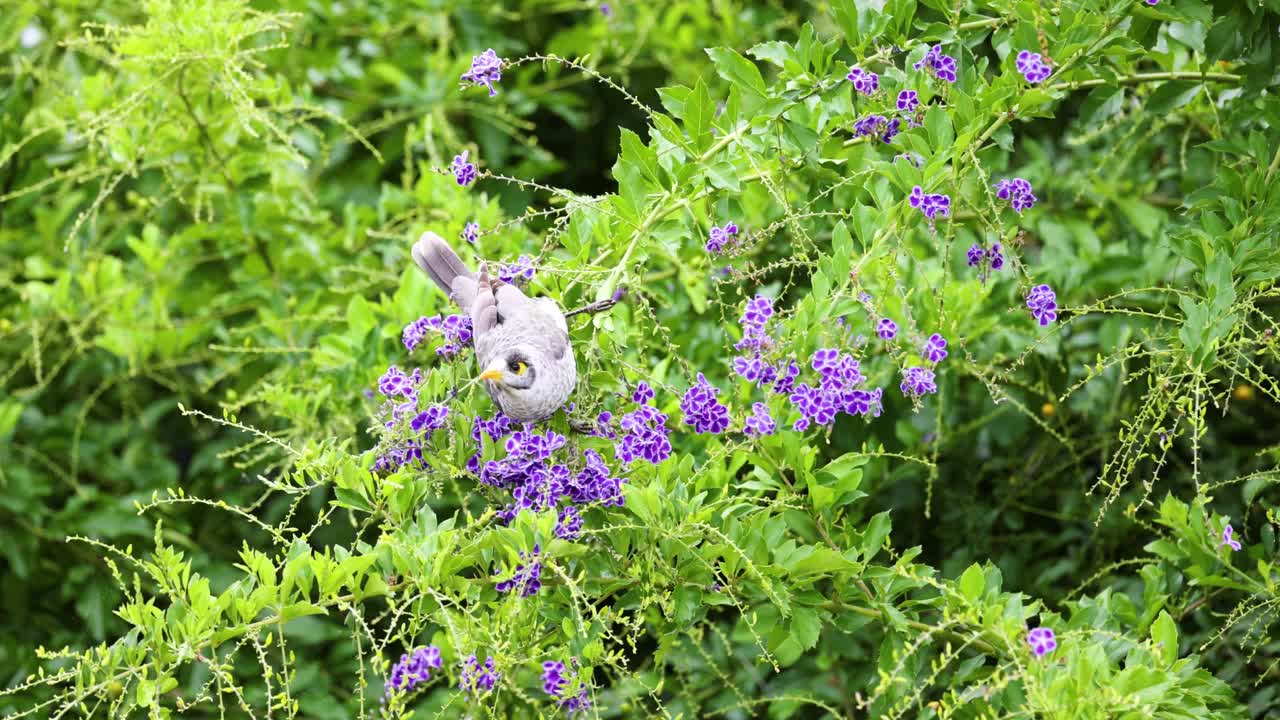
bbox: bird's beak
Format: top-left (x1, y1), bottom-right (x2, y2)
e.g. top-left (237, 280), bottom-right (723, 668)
top-left (478, 368), bottom-right (503, 382)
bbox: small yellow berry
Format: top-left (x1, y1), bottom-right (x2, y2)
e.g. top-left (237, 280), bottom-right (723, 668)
top-left (1234, 384), bottom-right (1253, 401)
top-left (1041, 402), bottom-right (1056, 417)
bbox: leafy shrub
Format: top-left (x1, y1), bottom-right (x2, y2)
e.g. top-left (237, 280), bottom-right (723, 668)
top-left (2, 0), bottom-right (1279, 717)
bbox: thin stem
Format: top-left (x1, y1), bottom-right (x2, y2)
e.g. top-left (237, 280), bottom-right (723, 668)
top-left (1049, 70), bottom-right (1242, 92)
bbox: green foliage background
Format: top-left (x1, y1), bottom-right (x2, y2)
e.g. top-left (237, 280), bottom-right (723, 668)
top-left (2, 0), bottom-right (1279, 717)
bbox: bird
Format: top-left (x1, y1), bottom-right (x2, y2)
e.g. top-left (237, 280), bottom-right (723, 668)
top-left (410, 231), bottom-right (576, 422)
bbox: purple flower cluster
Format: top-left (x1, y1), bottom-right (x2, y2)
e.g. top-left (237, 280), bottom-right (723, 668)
top-left (1015, 50), bottom-right (1052, 84)
top-left (462, 221), bottom-right (479, 244)
top-left (495, 545), bottom-right (543, 597)
top-left (853, 114), bottom-right (901, 144)
top-left (498, 254), bottom-right (536, 284)
top-left (845, 67), bottom-right (879, 95)
top-left (909, 186), bottom-right (951, 221)
top-left (966, 244), bottom-right (1006, 277)
top-left (555, 505), bottom-right (583, 540)
top-left (744, 402), bottom-right (776, 437)
top-left (996, 178), bottom-right (1037, 213)
top-left (542, 661), bottom-right (590, 715)
top-left (914, 45), bottom-right (957, 83)
top-left (461, 49), bottom-right (503, 96)
top-left (452, 151), bottom-right (477, 186)
top-left (374, 366), bottom-right (438, 471)
top-left (705, 221), bottom-right (740, 254)
top-left (876, 318), bottom-right (898, 340)
top-left (387, 646), bottom-right (443, 694)
top-left (403, 313), bottom-right (474, 357)
top-left (735, 294), bottom-right (774, 354)
top-left (613, 382), bottom-right (673, 465)
top-left (680, 373), bottom-right (731, 434)
top-left (896, 90), bottom-right (919, 112)
top-left (459, 655), bottom-right (499, 697)
top-left (1026, 284), bottom-right (1058, 326)
top-left (1027, 627), bottom-right (1057, 658)
top-left (899, 366), bottom-right (937, 397)
top-left (788, 348), bottom-right (883, 431)
top-left (1221, 523), bottom-right (1242, 551)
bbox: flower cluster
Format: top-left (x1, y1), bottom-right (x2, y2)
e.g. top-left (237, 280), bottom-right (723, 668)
top-left (744, 402), bottom-right (776, 437)
top-left (1026, 284), bottom-right (1058, 326)
top-left (461, 49), bottom-right (503, 96)
top-left (542, 661), bottom-right (590, 715)
top-left (374, 366), bottom-right (441, 471)
top-left (613, 382), bottom-right (673, 465)
top-left (680, 373), bottom-right (731, 434)
top-left (966, 243), bottom-right (1006, 278)
top-left (495, 545), bottom-right (543, 597)
top-left (1027, 627), bottom-right (1057, 658)
top-left (899, 366), bottom-right (937, 397)
top-left (410, 403), bottom-right (449, 435)
top-left (555, 505), bottom-right (583, 540)
top-left (909, 186), bottom-right (951, 221)
top-left (705, 221), bottom-right (740, 254)
top-left (853, 114), bottom-right (901, 144)
top-left (896, 90), bottom-right (919, 112)
top-left (497, 254), bottom-right (536, 284)
top-left (846, 67), bottom-right (879, 95)
top-left (1015, 50), bottom-right (1052, 84)
top-left (788, 348), bottom-right (883, 431)
top-left (462, 221), bottom-right (479, 244)
top-left (996, 177), bottom-right (1037, 213)
top-left (403, 313), bottom-right (474, 357)
top-left (913, 44), bottom-right (957, 83)
top-left (459, 655), bottom-right (499, 697)
top-left (452, 151), bottom-right (477, 186)
top-left (1221, 523), bottom-right (1242, 551)
top-left (387, 646), bottom-right (443, 695)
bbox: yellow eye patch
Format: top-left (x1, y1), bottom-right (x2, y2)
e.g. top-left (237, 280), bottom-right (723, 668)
top-left (515, 361), bottom-right (528, 375)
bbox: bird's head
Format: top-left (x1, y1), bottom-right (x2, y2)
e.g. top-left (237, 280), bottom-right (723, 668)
top-left (478, 346), bottom-right (538, 391)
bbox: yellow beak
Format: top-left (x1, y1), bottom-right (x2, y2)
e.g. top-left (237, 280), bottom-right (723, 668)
top-left (478, 368), bottom-right (503, 382)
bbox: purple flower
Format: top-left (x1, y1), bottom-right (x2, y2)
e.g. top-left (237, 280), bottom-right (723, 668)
top-left (845, 67), bottom-right (880, 95)
top-left (452, 151), bottom-right (477, 186)
top-left (1221, 523), bottom-right (1242, 551)
top-left (900, 366), bottom-right (937, 397)
top-left (555, 505), bottom-right (583, 540)
top-left (1145, 0), bottom-right (1159, 4)
top-left (1027, 627), bottom-right (1057, 658)
top-left (410, 404), bottom-right (450, 435)
top-left (896, 90), bottom-right (919, 112)
top-left (498, 255), bottom-right (536, 284)
top-left (989, 243), bottom-right (1006, 271)
top-left (894, 152), bottom-right (923, 168)
top-left (853, 114), bottom-right (901, 144)
top-left (387, 645), bottom-right (443, 694)
top-left (680, 373), bottom-right (731, 434)
top-left (403, 313), bottom-right (474, 356)
top-left (735, 294), bottom-right (775, 354)
top-left (876, 318), bottom-right (898, 340)
top-left (600, 3), bottom-right (612, 16)
top-left (459, 655), bottom-right (499, 697)
top-left (541, 661), bottom-right (567, 697)
top-left (461, 49), bottom-right (504, 96)
top-left (922, 333), bottom-right (948, 363)
top-left (996, 177), bottom-right (1037, 213)
top-left (908, 186), bottom-right (951, 221)
top-left (966, 244), bottom-right (986, 268)
top-left (914, 45), bottom-right (957, 83)
top-left (495, 546), bottom-right (543, 597)
top-left (378, 365), bottom-right (417, 399)
top-left (744, 402), bottom-right (776, 437)
top-left (616, 401), bottom-right (671, 466)
top-left (1015, 50), bottom-right (1052, 85)
top-left (462, 221), bottom-right (479, 244)
top-left (1026, 284), bottom-right (1058, 326)
top-left (633, 381), bottom-right (656, 405)
top-left (706, 221), bottom-right (741, 254)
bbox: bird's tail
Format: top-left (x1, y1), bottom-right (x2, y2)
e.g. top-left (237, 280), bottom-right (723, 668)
top-left (412, 231), bottom-right (477, 305)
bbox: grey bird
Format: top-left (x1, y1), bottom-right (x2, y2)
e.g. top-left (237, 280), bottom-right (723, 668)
top-left (411, 231), bottom-right (576, 422)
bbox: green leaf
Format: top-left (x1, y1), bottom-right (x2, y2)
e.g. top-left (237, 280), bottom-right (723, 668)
top-left (958, 563), bottom-right (985, 603)
top-left (1151, 610), bottom-right (1179, 667)
top-left (705, 47), bottom-right (768, 100)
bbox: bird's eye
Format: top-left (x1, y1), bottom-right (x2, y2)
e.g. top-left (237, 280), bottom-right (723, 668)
top-left (508, 358), bottom-right (527, 375)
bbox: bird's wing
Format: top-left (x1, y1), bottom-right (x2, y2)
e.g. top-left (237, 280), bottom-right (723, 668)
top-left (469, 271), bottom-right (499, 337)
